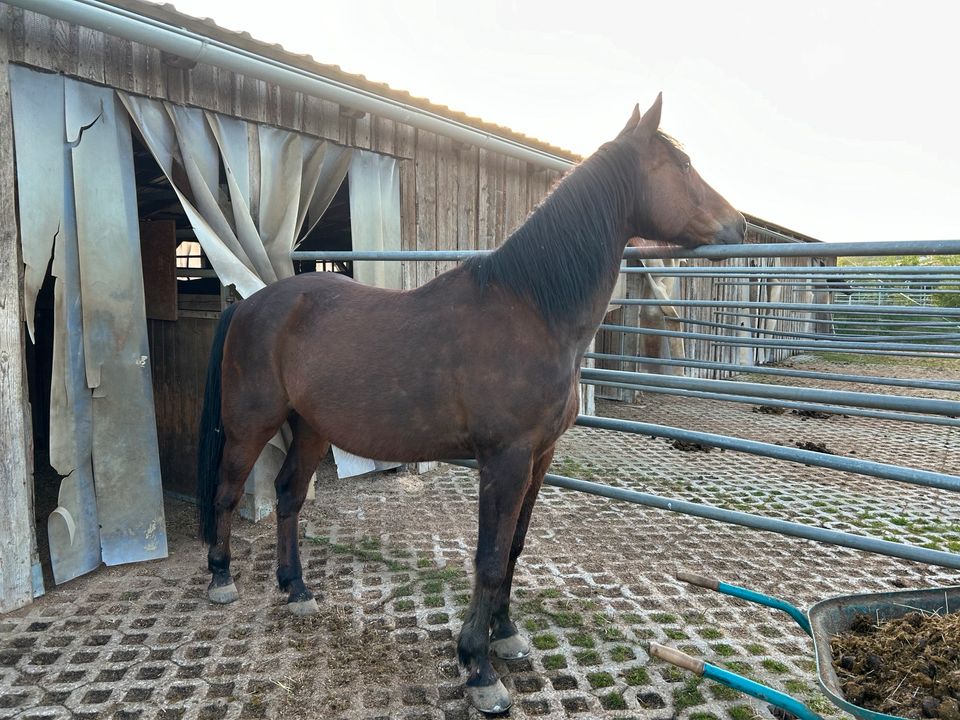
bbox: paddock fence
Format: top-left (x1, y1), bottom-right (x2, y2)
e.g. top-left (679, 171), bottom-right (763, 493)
top-left (291, 236), bottom-right (960, 571)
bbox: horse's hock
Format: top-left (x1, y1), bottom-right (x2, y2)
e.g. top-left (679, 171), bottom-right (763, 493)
top-left (1, 356), bottom-right (957, 720)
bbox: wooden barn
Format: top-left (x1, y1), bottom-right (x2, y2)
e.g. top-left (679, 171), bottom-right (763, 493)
top-left (0, 0), bottom-right (826, 613)
top-left (0, 0), bottom-right (582, 613)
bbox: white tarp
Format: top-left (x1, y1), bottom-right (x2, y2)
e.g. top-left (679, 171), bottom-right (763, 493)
top-left (121, 96), bottom-right (357, 295)
top-left (331, 150), bottom-right (404, 478)
top-left (348, 149), bottom-right (402, 289)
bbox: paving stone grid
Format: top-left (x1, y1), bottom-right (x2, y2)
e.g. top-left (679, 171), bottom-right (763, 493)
top-left (2, 356), bottom-right (959, 720)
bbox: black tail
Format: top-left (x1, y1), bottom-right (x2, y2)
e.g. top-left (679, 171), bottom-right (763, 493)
top-left (197, 301), bottom-right (240, 546)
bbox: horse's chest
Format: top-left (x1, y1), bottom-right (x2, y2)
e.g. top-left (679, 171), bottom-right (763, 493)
top-left (530, 372), bottom-right (581, 437)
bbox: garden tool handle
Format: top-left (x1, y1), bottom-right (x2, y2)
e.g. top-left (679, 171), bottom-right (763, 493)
top-left (676, 571), bottom-right (719, 591)
top-left (649, 643), bottom-right (704, 675)
top-left (676, 570), bottom-right (812, 636)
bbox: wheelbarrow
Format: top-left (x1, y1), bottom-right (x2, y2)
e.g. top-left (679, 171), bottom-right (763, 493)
top-left (649, 572), bottom-right (960, 720)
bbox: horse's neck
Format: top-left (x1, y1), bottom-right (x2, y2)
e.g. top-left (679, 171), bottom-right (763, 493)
top-left (469, 142), bottom-right (637, 354)
top-left (563, 235), bottom-right (630, 353)
top-left (544, 153), bottom-right (637, 353)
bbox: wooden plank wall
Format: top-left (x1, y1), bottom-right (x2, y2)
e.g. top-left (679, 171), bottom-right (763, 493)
top-left (0, 2), bottom-right (39, 612)
top-left (4, 7), bottom-right (563, 290)
top-left (147, 316), bottom-right (217, 499)
top-left (595, 236), bottom-right (831, 385)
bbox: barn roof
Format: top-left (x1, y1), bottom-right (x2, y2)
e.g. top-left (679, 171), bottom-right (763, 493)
top-left (107, 0), bottom-right (583, 163)
top-left (47, 0), bottom-right (817, 242)
top-left (744, 214), bottom-right (822, 244)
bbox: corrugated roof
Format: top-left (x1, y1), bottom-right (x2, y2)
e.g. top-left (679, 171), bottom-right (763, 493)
top-left (107, 0), bottom-right (583, 163)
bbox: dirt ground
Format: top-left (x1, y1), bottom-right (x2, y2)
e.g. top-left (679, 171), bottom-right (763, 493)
top-left (1, 355), bottom-right (958, 720)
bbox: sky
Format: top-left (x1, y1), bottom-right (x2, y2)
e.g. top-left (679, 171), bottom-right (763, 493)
top-left (169, 0), bottom-right (959, 243)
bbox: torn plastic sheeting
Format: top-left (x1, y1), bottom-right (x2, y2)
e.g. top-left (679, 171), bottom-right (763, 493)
top-left (122, 95), bottom-right (264, 297)
top-left (166, 104), bottom-right (272, 283)
top-left (204, 111), bottom-right (278, 284)
top-left (259, 126), bottom-right (318, 280)
top-left (298, 141), bottom-right (353, 247)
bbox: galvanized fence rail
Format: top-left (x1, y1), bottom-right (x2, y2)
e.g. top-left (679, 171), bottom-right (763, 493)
top-left (291, 238), bottom-right (960, 571)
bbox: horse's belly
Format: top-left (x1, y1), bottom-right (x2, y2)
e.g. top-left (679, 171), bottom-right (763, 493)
top-left (297, 392), bottom-right (472, 463)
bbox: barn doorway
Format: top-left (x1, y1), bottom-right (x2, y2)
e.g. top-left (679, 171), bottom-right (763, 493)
top-left (24, 269), bottom-right (60, 591)
top-left (130, 130), bottom-right (354, 503)
top-left (294, 180), bottom-right (354, 278)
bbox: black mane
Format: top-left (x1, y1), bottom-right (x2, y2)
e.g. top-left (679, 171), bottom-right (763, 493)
top-left (464, 138), bottom-right (640, 324)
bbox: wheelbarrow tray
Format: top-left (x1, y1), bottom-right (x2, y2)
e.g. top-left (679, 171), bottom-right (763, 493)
top-left (808, 585), bottom-right (960, 720)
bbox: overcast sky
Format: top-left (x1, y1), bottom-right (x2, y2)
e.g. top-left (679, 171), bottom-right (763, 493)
top-left (170, 0), bottom-right (959, 243)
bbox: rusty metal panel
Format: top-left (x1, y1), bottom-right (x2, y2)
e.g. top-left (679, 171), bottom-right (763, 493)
top-left (8, 65), bottom-right (61, 342)
top-left (66, 78), bottom-right (167, 565)
top-left (10, 66), bottom-right (101, 585)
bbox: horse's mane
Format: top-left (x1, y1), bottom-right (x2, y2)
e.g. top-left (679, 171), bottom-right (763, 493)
top-left (464, 137), bottom-right (641, 325)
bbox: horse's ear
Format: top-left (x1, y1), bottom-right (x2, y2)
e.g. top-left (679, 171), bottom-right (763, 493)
top-left (617, 104), bottom-right (642, 138)
top-left (634, 92), bottom-right (663, 143)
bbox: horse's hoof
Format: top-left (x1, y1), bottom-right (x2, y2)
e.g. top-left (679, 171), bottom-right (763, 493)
top-left (490, 632), bottom-right (530, 660)
top-left (287, 597), bottom-right (319, 616)
top-left (466, 679), bottom-right (512, 715)
top-left (208, 581), bottom-right (239, 604)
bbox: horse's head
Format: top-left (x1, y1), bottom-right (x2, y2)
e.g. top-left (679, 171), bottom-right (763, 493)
top-left (617, 94), bottom-right (745, 247)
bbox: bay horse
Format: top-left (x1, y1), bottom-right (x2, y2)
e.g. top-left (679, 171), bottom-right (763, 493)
top-left (197, 94), bottom-right (745, 713)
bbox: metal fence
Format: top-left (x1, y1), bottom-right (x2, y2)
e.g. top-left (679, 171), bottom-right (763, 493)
top-left (292, 238), bottom-right (960, 571)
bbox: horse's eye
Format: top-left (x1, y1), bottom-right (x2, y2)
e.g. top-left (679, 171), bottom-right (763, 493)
top-left (682, 161), bottom-right (692, 172)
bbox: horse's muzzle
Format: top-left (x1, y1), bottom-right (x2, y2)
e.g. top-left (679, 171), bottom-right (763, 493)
top-left (714, 215), bottom-right (746, 245)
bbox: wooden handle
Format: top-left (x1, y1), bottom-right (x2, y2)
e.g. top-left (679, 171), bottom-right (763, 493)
top-left (677, 571), bottom-right (720, 591)
top-left (649, 643), bottom-right (705, 675)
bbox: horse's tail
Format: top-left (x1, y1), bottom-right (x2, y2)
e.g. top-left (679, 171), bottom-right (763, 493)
top-left (197, 301), bottom-right (241, 546)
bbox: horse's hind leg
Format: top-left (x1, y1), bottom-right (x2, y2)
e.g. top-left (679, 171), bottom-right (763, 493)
top-left (274, 414), bottom-right (329, 616)
top-left (489, 445), bottom-right (554, 660)
top-left (458, 447), bottom-right (534, 714)
top-left (208, 430), bottom-right (275, 604)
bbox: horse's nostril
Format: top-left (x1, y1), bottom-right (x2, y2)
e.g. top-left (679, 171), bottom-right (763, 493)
top-left (716, 221), bottom-right (744, 245)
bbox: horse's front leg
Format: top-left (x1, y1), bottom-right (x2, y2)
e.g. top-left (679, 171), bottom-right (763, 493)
top-left (489, 445), bottom-right (554, 660)
top-left (458, 447), bottom-right (534, 714)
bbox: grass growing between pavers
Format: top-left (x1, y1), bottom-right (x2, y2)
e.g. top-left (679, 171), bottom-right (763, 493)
top-left (543, 654), bottom-right (567, 670)
top-left (308, 535), bottom-right (468, 591)
top-left (728, 705), bottom-right (761, 720)
top-left (600, 691), bottom-right (628, 710)
top-left (673, 676), bottom-right (706, 712)
top-left (315, 373), bottom-right (957, 718)
top-left (587, 671), bottom-right (616, 689)
top-left (532, 634), bottom-right (560, 651)
top-left (622, 666), bottom-right (649, 685)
